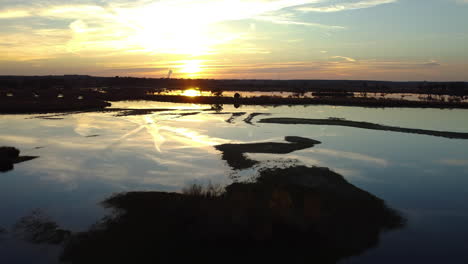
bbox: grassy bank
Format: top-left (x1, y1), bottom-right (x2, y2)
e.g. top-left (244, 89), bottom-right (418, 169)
top-left (259, 118), bottom-right (468, 139)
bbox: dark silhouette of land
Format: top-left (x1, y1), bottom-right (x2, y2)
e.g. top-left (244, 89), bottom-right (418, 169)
top-left (13, 165), bottom-right (405, 264)
top-left (0, 147), bottom-right (38, 172)
top-left (13, 210), bottom-right (71, 244)
top-left (0, 97), bottom-right (110, 114)
top-left (1, 75), bottom-right (466, 95)
top-left (1, 75), bottom-right (468, 113)
top-left (258, 118), bottom-right (468, 140)
top-left (215, 136), bottom-right (321, 170)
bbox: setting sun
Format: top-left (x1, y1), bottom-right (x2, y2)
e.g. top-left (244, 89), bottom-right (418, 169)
top-left (180, 60), bottom-right (202, 74)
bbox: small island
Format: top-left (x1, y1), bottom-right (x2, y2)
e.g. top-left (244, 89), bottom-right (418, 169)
top-left (0, 147), bottom-right (38, 172)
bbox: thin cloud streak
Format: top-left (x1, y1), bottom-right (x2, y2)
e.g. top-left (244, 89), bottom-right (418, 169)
top-left (331, 56), bottom-right (357, 62)
top-left (297, 0), bottom-right (397, 12)
top-left (255, 15), bottom-right (346, 29)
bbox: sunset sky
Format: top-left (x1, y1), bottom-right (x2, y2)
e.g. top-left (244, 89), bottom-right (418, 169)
top-left (1, 0), bottom-right (467, 80)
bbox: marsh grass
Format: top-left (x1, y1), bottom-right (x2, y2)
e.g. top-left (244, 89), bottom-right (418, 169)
top-left (181, 182), bottom-right (225, 198)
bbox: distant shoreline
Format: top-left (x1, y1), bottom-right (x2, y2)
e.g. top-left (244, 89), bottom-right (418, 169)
top-left (116, 94), bottom-right (468, 109)
top-left (0, 98), bottom-right (110, 114)
top-left (1, 75), bottom-right (467, 96)
top-left (1, 94), bottom-right (468, 114)
top-left (2, 75), bottom-right (468, 113)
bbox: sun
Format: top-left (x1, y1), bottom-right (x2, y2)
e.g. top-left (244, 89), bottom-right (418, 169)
top-left (118, 1), bottom-right (249, 56)
top-left (181, 89), bottom-right (201, 97)
top-left (181, 60), bottom-right (202, 74)
top-left (178, 60), bottom-right (204, 78)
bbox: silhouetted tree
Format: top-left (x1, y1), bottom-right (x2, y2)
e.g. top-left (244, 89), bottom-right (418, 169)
top-left (211, 88), bottom-right (223, 97)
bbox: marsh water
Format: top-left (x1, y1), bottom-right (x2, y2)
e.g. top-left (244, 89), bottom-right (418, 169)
top-left (1, 101), bottom-right (468, 263)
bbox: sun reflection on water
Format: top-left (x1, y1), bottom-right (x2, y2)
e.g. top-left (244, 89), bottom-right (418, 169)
top-left (181, 89), bottom-right (202, 97)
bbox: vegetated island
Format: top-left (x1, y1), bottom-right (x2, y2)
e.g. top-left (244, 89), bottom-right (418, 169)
top-left (12, 165), bottom-right (405, 263)
top-left (259, 118), bottom-right (468, 140)
top-left (215, 136), bottom-right (321, 170)
top-left (0, 147), bottom-right (38, 172)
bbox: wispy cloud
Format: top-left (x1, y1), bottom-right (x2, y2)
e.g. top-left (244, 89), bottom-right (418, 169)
top-left (370, 60), bottom-right (443, 70)
top-left (331, 56), bottom-right (357, 62)
top-left (255, 14), bottom-right (345, 29)
top-left (198, 58), bottom-right (450, 80)
top-left (0, 0), bottom-right (328, 58)
top-left (423, 60), bottom-right (441, 67)
top-left (297, 0), bottom-right (397, 12)
top-left (0, 0), bottom-right (399, 60)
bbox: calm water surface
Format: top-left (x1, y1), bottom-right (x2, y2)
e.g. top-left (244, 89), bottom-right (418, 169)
top-left (1, 101), bottom-right (468, 263)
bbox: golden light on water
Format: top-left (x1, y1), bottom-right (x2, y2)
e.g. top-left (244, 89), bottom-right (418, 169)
top-left (181, 89), bottom-right (201, 97)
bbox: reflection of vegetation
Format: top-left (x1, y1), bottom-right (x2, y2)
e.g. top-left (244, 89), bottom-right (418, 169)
top-left (210, 104), bottom-right (223, 112)
top-left (225, 112), bottom-right (246, 123)
top-left (27, 165), bottom-right (403, 263)
top-left (114, 108), bottom-right (171, 117)
top-left (0, 146), bottom-right (38, 172)
top-left (215, 137), bottom-right (321, 170)
top-left (33, 117), bottom-right (65, 120)
top-left (13, 210), bottom-right (70, 244)
top-left (84, 134), bottom-right (100, 138)
top-left (259, 117), bottom-right (468, 140)
top-left (243, 112), bottom-right (271, 125)
top-left (160, 112), bottom-right (201, 119)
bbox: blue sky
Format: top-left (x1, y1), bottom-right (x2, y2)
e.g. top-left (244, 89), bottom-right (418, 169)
top-left (1, 0), bottom-right (467, 80)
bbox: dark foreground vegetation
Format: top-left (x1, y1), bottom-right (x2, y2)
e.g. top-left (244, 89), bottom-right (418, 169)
top-left (1, 75), bottom-right (468, 113)
top-left (12, 165), bottom-right (405, 264)
top-left (0, 147), bottom-right (37, 172)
